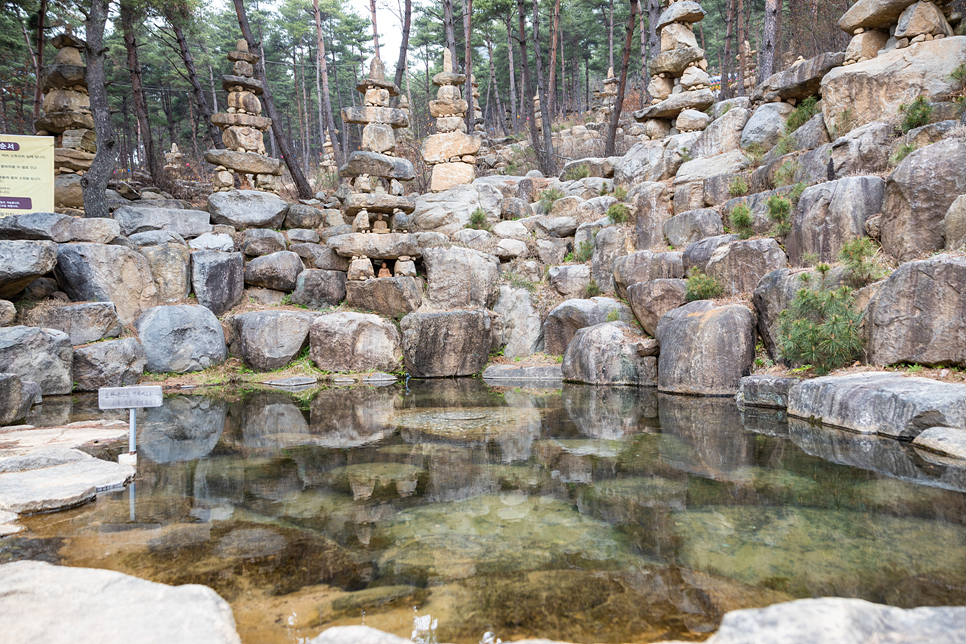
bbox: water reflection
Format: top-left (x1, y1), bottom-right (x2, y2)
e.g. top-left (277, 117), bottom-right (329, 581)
top-left (7, 381), bottom-right (966, 644)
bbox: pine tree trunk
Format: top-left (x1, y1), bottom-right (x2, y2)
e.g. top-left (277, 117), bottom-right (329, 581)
top-left (760, 0), bottom-right (780, 81)
top-left (392, 0), bottom-right (412, 92)
top-left (486, 34), bottom-right (507, 136)
top-left (637, 0), bottom-right (647, 106)
top-left (463, 0), bottom-right (475, 134)
top-left (548, 0), bottom-right (561, 117)
top-left (515, 0), bottom-right (547, 170)
top-left (532, 0), bottom-right (556, 175)
top-left (443, 0), bottom-right (458, 68)
top-left (82, 0), bottom-right (116, 219)
top-left (721, 0), bottom-right (737, 99)
top-left (736, 0), bottom-right (746, 97)
top-left (608, 0), bottom-right (615, 71)
top-left (313, 0), bottom-right (344, 165)
top-left (505, 21), bottom-right (519, 134)
top-left (32, 1), bottom-right (47, 122)
top-left (120, 0), bottom-right (162, 184)
top-left (170, 20), bottom-right (222, 149)
top-left (232, 0), bottom-right (313, 198)
top-left (369, 0), bottom-right (380, 58)
top-left (605, 0), bottom-right (637, 157)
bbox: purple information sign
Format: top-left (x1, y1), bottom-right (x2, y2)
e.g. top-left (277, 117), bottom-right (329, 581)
top-left (0, 141), bottom-right (21, 151)
top-left (0, 197), bottom-right (31, 210)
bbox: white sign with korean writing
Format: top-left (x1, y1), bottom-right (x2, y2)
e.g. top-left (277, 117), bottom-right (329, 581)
top-left (98, 386), bottom-right (163, 410)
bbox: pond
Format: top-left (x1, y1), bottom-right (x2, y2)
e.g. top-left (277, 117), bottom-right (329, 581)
top-left (4, 380), bottom-right (966, 644)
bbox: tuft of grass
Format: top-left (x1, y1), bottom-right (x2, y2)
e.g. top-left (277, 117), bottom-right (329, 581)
top-left (831, 107), bottom-right (855, 138)
top-left (789, 181), bottom-right (807, 205)
top-left (775, 131), bottom-right (795, 156)
top-left (468, 207), bottom-right (490, 231)
top-left (899, 95), bottom-right (932, 134)
top-left (728, 176), bottom-right (750, 197)
top-left (728, 203), bottom-right (755, 239)
top-left (606, 309), bottom-right (620, 323)
top-left (563, 164), bottom-right (590, 181)
top-left (539, 187), bottom-right (565, 212)
top-left (585, 279), bottom-right (602, 298)
top-left (838, 237), bottom-right (881, 287)
top-left (785, 96), bottom-right (819, 133)
top-left (504, 271), bottom-right (538, 292)
top-left (613, 185), bottom-right (628, 202)
top-left (745, 143), bottom-right (766, 167)
top-left (685, 267), bottom-right (723, 302)
top-left (890, 143), bottom-right (916, 166)
top-left (607, 203), bottom-right (631, 224)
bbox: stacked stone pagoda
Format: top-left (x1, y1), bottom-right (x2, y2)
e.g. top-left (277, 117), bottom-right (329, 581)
top-left (633, 0), bottom-right (713, 134)
top-left (736, 41), bottom-right (758, 93)
top-left (840, 0), bottom-right (957, 65)
top-left (321, 134), bottom-right (338, 174)
top-left (35, 32), bottom-right (95, 211)
top-left (597, 68), bottom-right (619, 122)
top-left (397, 94), bottom-right (414, 139)
top-left (422, 50), bottom-right (482, 192)
top-left (204, 40), bottom-right (283, 193)
top-left (339, 56), bottom-right (416, 220)
top-left (164, 143), bottom-right (183, 178)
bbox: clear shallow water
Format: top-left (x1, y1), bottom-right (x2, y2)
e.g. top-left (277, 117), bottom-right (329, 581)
top-left (5, 381), bottom-right (966, 644)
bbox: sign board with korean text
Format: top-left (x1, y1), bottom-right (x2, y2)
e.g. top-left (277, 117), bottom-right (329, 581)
top-left (98, 385), bottom-right (164, 410)
top-left (0, 134), bottom-right (55, 218)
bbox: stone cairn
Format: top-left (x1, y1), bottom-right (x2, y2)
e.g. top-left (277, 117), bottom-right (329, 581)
top-left (321, 134), bottom-right (338, 174)
top-left (163, 143), bottom-right (183, 178)
top-left (35, 32), bottom-right (95, 211)
top-left (204, 39), bottom-right (283, 193)
top-left (841, 0), bottom-right (958, 65)
top-left (633, 0), bottom-right (713, 137)
top-left (597, 67), bottom-right (619, 122)
top-left (533, 94), bottom-right (544, 132)
top-left (736, 41), bottom-right (758, 93)
top-left (397, 94), bottom-right (414, 139)
top-left (422, 49), bottom-right (482, 192)
top-left (339, 56), bottom-right (417, 222)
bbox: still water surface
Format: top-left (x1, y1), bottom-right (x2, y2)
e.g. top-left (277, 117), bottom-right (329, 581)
top-left (5, 380), bottom-right (966, 644)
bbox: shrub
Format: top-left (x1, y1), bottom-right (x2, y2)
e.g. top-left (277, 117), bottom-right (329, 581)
top-left (767, 194), bottom-right (793, 238)
top-left (889, 143), bottom-right (916, 166)
top-left (745, 143), bottom-right (766, 167)
top-left (789, 181), bottom-right (807, 205)
top-left (563, 251), bottom-right (575, 262)
top-left (613, 185), bottom-right (628, 202)
top-left (728, 176), bottom-right (750, 197)
top-left (830, 108), bottom-right (856, 138)
top-left (585, 279), bottom-right (602, 298)
top-left (900, 95), bottom-right (932, 134)
top-left (607, 203), bottom-right (631, 224)
top-left (785, 96), bottom-right (820, 133)
top-left (563, 164), bottom-right (590, 181)
top-left (504, 271), bottom-right (537, 292)
top-left (539, 187), bottom-right (565, 212)
top-left (575, 239), bottom-right (594, 262)
top-left (686, 267), bottom-right (724, 302)
top-left (468, 207), bottom-right (490, 230)
top-left (606, 309), bottom-right (620, 323)
top-left (774, 132), bottom-right (796, 156)
top-left (777, 265), bottom-right (864, 375)
top-left (728, 203), bottom-right (754, 239)
top-left (773, 159), bottom-right (799, 187)
top-left (838, 237), bottom-right (880, 287)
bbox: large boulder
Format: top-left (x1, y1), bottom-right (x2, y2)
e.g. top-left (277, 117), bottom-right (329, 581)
top-left (740, 102), bottom-right (794, 152)
top-left (291, 269), bottom-right (347, 309)
top-left (410, 183), bottom-right (502, 235)
top-left (591, 226), bottom-right (628, 294)
top-left (751, 51), bottom-right (847, 103)
top-left (548, 265), bottom-right (591, 298)
top-left (0, 560), bottom-right (243, 644)
top-left (0, 373), bottom-right (39, 426)
top-left (229, 310), bottom-right (315, 371)
top-left (633, 88), bottom-right (714, 120)
top-left (422, 246), bottom-right (499, 308)
top-left (543, 297), bottom-right (632, 355)
top-left (113, 206), bottom-right (212, 239)
top-left (139, 243), bottom-right (190, 303)
top-left (72, 338), bottom-right (146, 391)
top-left (0, 212), bottom-right (73, 242)
top-left (191, 251), bottom-right (244, 317)
top-left (664, 209), bottom-right (723, 247)
top-left (787, 372), bottom-right (966, 439)
top-left (629, 182), bottom-right (673, 250)
top-left (0, 327), bottom-right (72, 395)
top-left (786, 176), bottom-right (885, 265)
top-left (67, 218), bottom-right (121, 244)
top-left (839, 0), bottom-right (923, 32)
top-left (400, 309), bottom-right (492, 377)
top-left (655, 301), bottom-right (756, 395)
top-left (689, 107), bottom-right (751, 159)
top-left (55, 243), bottom-right (159, 325)
top-left (627, 278), bottom-right (688, 336)
top-left (241, 229), bottom-right (286, 257)
top-left (340, 151), bottom-right (417, 180)
top-left (244, 251), bottom-right (304, 291)
top-left (0, 241), bottom-right (57, 299)
top-left (562, 322), bottom-right (658, 386)
top-left (326, 233), bottom-right (422, 260)
top-left (614, 140), bottom-right (667, 185)
top-left (22, 302), bottom-right (122, 346)
top-left (881, 138), bottom-right (966, 261)
top-left (493, 285), bottom-right (543, 359)
top-left (207, 189), bottom-right (288, 229)
top-left (134, 305), bottom-right (227, 374)
top-left (310, 312), bottom-right (401, 373)
top-left (705, 238), bottom-right (788, 296)
top-left (682, 234), bottom-right (740, 273)
top-left (612, 250), bottom-right (684, 300)
top-left (828, 121), bottom-right (893, 178)
top-left (204, 148), bottom-right (283, 176)
top-left (291, 244), bottom-right (350, 271)
top-left (868, 254), bottom-right (966, 367)
top-left (346, 277), bottom-right (422, 318)
top-left (820, 37), bottom-right (966, 133)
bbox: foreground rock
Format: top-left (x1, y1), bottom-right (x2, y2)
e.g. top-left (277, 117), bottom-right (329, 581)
top-left (229, 311), bottom-right (315, 371)
top-left (72, 338), bottom-right (146, 391)
top-left (0, 374), bottom-right (39, 426)
top-left (0, 560), bottom-right (242, 644)
top-left (626, 279), bottom-right (687, 336)
top-left (400, 310), bottom-right (492, 377)
top-left (244, 251), bottom-right (304, 291)
top-left (735, 375), bottom-right (799, 409)
top-left (207, 189), bottom-right (288, 229)
top-left (787, 372), bottom-right (966, 439)
top-left (135, 305), bottom-right (227, 374)
top-left (655, 301), bottom-right (755, 395)
top-left (310, 312), bottom-right (401, 373)
top-left (346, 277), bottom-right (422, 318)
top-left (0, 241), bottom-right (57, 298)
top-left (55, 243), bottom-right (159, 324)
top-left (0, 327), bottom-right (72, 395)
top-left (544, 297), bottom-right (632, 355)
top-left (22, 302), bottom-right (122, 346)
top-left (422, 246), bottom-right (499, 308)
top-left (191, 251), bottom-right (244, 317)
top-left (562, 322), bottom-right (658, 386)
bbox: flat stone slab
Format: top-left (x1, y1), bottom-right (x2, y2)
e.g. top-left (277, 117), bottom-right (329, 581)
top-left (735, 375), bottom-right (800, 410)
top-left (0, 560), bottom-right (242, 644)
top-left (327, 233), bottom-right (421, 259)
top-left (343, 192), bottom-right (416, 215)
top-left (0, 420), bottom-right (129, 457)
top-left (634, 89), bottom-right (714, 121)
top-left (0, 448), bottom-right (134, 514)
top-left (261, 376), bottom-right (318, 389)
top-left (482, 364), bottom-right (564, 385)
top-left (787, 372), bottom-right (966, 439)
top-left (363, 372), bottom-right (397, 384)
top-left (912, 426), bottom-right (966, 460)
top-left (0, 508), bottom-right (21, 536)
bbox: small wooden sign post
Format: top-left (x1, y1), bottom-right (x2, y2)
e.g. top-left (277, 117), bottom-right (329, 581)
top-left (98, 386), bottom-right (163, 464)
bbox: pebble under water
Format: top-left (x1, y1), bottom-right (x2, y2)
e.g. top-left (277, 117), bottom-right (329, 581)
top-left (5, 380), bottom-right (966, 644)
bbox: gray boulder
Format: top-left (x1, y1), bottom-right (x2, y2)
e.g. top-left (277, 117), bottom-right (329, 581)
top-left (72, 338), bottom-right (146, 391)
top-left (705, 238), bottom-right (788, 296)
top-left (0, 300), bottom-right (14, 326)
top-left (0, 373), bottom-right (39, 426)
top-left (22, 302), bottom-right (122, 345)
top-left (913, 427), bottom-right (966, 460)
top-left (689, 107), bottom-right (751, 159)
top-left (310, 312), bottom-right (402, 373)
top-left (548, 265), bottom-right (591, 298)
top-left (501, 197), bottom-right (533, 220)
top-left (544, 297), bottom-right (632, 355)
top-left (291, 243), bottom-right (350, 271)
top-left (868, 254), bottom-right (966, 367)
top-left (828, 121), bottom-right (893, 178)
top-left (656, 301), bottom-right (756, 395)
top-left (113, 206), bottom-right (212, 238)
top-left (129, 230), bottom-right (186, 247)
top-left (191, 251), bottom-right (244, 317)
top-left (188, 232), bottom-right (234, 252)
top-left (612, 250), bottom-right (684, 300)
top-left (786, 176), bottom-right (884, 265)
top-left (787, 372), bottom-right (966, 439)
top-left (656, 0), bottom-right (705, 29)
top-left (229, 311), bottom-right (315, 371)
top-left (242, 229), bottom-right (287, 257)
top-left (562, 322), bottom-right (658, 386)
top-left (735, 375), bottom-right (799, 409)
top-left (740, 102), bottom-right (794, 152)
top-left (944, 195), bottom-right (966, 250)
top-left (244, 251), bottom-right (304, 291)
top-left (627, 278), bottom-right (688, 336)
top-left (663, 209), bottom-right (723, 247)
top-left (54, 243), bottom-right (159, 324)
top-left (751, 51), bottom-right (846, 103)
top-left (493, 285), bottom-right (544, 358)
top-left (207, 189), bottom-right (289, 229)
top-left (134, 305), bottom-right (227, 374)
top-left (422, 246), bottom-right (499, 309)
top-left (285, 204), bottom-right (325, 229)
top-left (0, 212), bottom-right (73, 242)
top-left (591, 226), bottom-right (627, 294)
top-left (411, 183), bottom-right (502, 235)
top-left (0, 326), bottom-right (72, 395)
top-left (682, 234), bottom-right (740, 273)
top-left (286, 229), bottom-right (320, 244)
top-left (291, 269), bottom-right (347, 309)
top-left (0, 241), bottom-right (57, 299)
top-left (630, 182), bottom-right (672, 249)
top-left (139, 243), bottom-right (190, 303)
top-left (346, 277), bottom-right (421, 318)
top-left (400, 309), bottom-right (492, 377)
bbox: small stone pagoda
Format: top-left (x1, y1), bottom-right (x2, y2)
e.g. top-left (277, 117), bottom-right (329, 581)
top-left (633, 0), bottom-right (713, 134)
top-left (164, 143), bottom-right (184, 178)
top-left (35, 32), bottom-right (95, 211)
top-left (204, 39), bottom-right (283, 193)
top-left (422, 49), bottom-right (482, 192)
top-left (321, 133), bottom-right (338, 174)
top-left (597, 68), bottom-right (619, 122)
top-left (339, 56), bottom-right (416, 220)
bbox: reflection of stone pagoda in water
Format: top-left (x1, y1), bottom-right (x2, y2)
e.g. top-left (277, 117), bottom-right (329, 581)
top-left (339, 56), bottom-right (416, 224)
top-left (204, 39), bottom-right (283, 193)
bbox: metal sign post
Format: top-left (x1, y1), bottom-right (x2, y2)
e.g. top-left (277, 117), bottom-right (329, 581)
top-left (98, 386), bottom-right (164, 465)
